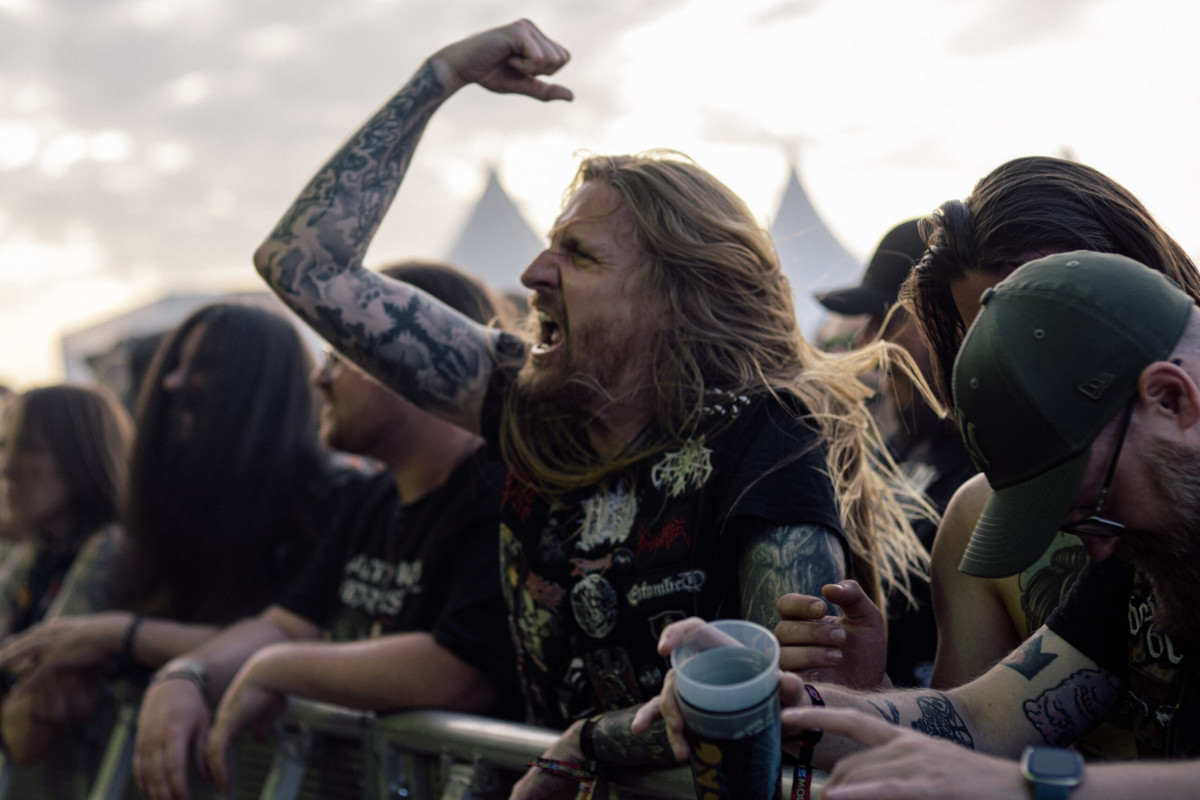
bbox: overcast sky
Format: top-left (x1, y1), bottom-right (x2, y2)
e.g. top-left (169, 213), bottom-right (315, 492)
top-left (2, 0), bottom-right (1199, 388)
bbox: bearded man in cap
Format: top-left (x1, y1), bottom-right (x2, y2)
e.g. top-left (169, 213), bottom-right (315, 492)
top-left (642, 250), bottom-right (1200, 798)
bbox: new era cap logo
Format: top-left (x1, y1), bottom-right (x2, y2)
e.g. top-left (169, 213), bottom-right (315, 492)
top-left (1077, 372), bottom-right (1114, 400)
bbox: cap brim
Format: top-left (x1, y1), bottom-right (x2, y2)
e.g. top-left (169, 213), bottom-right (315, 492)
top-left (814, 285), bottom-right (892, 316)
top-left (960, 448), bottom-right (1090, 578)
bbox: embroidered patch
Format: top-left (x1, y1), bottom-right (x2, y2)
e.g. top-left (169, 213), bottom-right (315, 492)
top-left (526, 573), bottom-right (566, 611)
top-left (571, 573), bottom-right (619, 639)
top-left (570, 553), bottom-right (614, 577)
top-left (650, 438), bottom-right (714, 498)
top-left (626, 570), bottom-right (707, 607)
top-left (577, 483), bottom-right (638, 552)
top-left (634, 518), bottom-right (690, 563)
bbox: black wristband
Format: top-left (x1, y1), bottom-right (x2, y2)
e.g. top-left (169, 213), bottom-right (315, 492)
top-left (122, 614), bottom-right (145, 666)
top-left (579, 714), bottom-right (603, 763)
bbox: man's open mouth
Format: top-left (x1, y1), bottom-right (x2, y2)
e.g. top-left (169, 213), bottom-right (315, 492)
top-left (532, 310), bottom-right (565, 355)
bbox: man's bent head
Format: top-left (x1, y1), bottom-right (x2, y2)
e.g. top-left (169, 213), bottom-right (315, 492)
top-left (951, 251), bottom-right (1195, 578)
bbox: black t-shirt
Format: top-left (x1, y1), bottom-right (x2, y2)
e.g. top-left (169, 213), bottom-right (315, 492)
top-left (492, 389), bottom-right (846, 728)
top-left (277, 447), bottom-right (521, 718)
top-left (1047, 557), bottom-right (1200, 758)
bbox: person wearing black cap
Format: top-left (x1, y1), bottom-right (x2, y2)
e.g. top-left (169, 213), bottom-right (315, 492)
top-left (642, 250), bottom-right (1200, 798)
top-left (814, 219), bottom-right (977, 687)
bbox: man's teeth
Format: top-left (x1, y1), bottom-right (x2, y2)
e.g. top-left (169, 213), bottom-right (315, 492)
top-left (537, 311), bottom-right (563, 347)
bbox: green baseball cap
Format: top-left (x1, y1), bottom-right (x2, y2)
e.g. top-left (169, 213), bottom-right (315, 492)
top-left (952, 251), bottom-right (1195, 578)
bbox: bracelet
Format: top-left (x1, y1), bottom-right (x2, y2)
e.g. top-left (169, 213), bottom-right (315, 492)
top-left (122, 615), bottom-right (145, 666)
top-left (790, 684), bottom-right (825, 800)
top-left (579, 714), bottom-right (603, 762)
top-left (153, 659), bottom-right (210, 700)
top-left (528, 758), bottom-right (596, 781)
top-left (528, 758), bottom-right (600, 800)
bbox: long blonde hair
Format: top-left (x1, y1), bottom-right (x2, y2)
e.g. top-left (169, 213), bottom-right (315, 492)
top-left (501, 151), bottom-right (930, 606)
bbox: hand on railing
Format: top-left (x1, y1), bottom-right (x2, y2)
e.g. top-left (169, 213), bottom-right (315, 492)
top-left (206, 667), bottom-right (287, 795)
top-left (133, 675), bottom-right (210, 800)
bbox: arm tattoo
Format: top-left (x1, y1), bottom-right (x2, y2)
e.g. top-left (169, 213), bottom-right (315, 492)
top-left (1023, 668), bottom-right (1122, 747)
top-left (258, 63), bottom-right (514, 416)
top-left (1004, 633), bottom-right (1058, 680)
top-left (910, 692), bottom-right (975, 749)
top-left (266, 62), bottom-right (444, 274)
top-left (591, 707), bottom-right (677, 767)
top-left (869, 698), bottom-right (901, 724)
top-left (737, 522), bottom-right (845, 628)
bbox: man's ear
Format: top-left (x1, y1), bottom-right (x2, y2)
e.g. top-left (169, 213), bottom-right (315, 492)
top-left (1139, 360), bottom-right (1200, 430)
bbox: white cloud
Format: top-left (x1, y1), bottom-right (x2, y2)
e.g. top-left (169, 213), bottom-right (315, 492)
top-left (241, 23), bottom-right (304, 60)
top-left (169, 72), bottom-right (212, 106)
top-left (90, 129), bottom-right (133, 163)
top-left (40, 130), bottom-right (88, 176)
top-left (146, 140), bottom-right (192, 173)
top-left (0, 225), bottom-right (104, 283)
top-left (0, 122), bottom-right (37, 169)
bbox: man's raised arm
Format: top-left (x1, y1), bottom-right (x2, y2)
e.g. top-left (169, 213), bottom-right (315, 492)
top-left (253, 20), bottom-right (571, 431)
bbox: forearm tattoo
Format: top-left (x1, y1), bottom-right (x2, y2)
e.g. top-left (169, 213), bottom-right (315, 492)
top-left (910, 692), bottom-right (975, 749)
top-left (738, 523), bottom-right (845, 628)
top-left (1003, 633), bottom-right (1058, 681)
top-left (266, 63), bottom-right (444, 281)
top-left (258, 62), bottom-right (514, 414)
top-left (868, 691), bottom-right (974, 748)
top-left (868, 698), bottom-right (901, 724)
top-left (592, 707), bottom-right (676, 768)
top-left (1023, 669), bottom-right (1121, 747)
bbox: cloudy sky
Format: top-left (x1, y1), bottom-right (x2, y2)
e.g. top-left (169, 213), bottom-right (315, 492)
top-left (2, 0), bottom-right (1199, 388)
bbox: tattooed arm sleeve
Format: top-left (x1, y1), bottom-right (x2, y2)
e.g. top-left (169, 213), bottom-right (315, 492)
top-left (253, 56), bottom-right (525, 432)
top-left (591, 706), bottom-right (678, 768)
top-left (736, 521), bottom-right (846, 629)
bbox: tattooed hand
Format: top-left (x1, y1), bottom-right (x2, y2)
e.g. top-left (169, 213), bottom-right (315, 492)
top-left (430, 19), bottom-right (573, 101)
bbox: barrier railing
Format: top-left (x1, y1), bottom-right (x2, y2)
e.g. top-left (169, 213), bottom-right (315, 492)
top-left (0, 691), bottom-right (811, 800)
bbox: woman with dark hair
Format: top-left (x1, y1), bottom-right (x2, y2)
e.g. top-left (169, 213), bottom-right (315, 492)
top-left (906, 155), bottom-right (1200, 407)
top-left (0, 302), bottom-right (356, 764)
top-left (118, 302), bottom-right (329, 623)
top-left (0, 384), bottom-right (133, 761)
top-left (0, 384), bottom-right (132, 635)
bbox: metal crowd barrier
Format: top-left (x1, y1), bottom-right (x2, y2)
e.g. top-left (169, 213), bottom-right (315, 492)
top-left (0, 691), bottom-right (811, 800)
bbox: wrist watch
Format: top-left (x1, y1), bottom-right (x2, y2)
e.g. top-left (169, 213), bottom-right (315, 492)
top-left (1020, 746), bottom-right (1084, 799)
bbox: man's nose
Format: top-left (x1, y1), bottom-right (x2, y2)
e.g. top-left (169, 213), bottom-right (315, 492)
top-left (520, 249), bottom-right (561, 291)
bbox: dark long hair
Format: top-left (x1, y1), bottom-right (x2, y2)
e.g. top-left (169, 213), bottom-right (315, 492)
top-left (121, 303), bottom-right (321, 624)
top-left (8, 384), bottom-right (132, 539)
top-left (905, 155), bottom-right (1200, 405)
